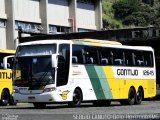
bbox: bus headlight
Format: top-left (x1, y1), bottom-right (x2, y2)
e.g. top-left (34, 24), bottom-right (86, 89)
top-left (43, 87), bottom-right (56, 93)
top-left (13, 89), bottom-right (20, 93)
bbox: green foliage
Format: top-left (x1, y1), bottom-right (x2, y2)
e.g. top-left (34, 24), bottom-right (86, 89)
top-left (142, 0), bottom-right (154, 6)
top-left (102, 0), bottom-right (123, 29)
top-left (154, 17), bottom-right (160, 26)
top-left (112, 0), bottom-right (140, 18)
top-left (102, 0), bottom-right (160, 28)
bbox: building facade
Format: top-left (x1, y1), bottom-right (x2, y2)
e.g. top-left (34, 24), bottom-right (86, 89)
top-left (0, 0), bottom-right (102, 49)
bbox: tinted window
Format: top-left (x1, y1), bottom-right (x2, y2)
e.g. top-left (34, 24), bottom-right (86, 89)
top-left (72, 45), bottom-right (84, 64)
top-left (83, 46), bottom-right (99, 64)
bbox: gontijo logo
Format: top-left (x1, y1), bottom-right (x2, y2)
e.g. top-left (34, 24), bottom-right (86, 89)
top-left (112, 67), bottom-right (155, 79)
top-left (0, 72), bottom-right (12, 79)
top-left (60, 90), bottom-right (70, 100)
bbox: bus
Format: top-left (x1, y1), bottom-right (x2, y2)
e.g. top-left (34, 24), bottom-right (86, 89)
top-left (0, 49), bottom-right (15, 106)
top-left (12, 39), bottom-right (156, 108)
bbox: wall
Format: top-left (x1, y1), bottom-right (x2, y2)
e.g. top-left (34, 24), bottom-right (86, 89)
top-left (14, 0), bottom-right (41, 23)
top-left (0, 26), bottom-right (6, 49)
top-left (48, 0), bottom-right (70, 26)
top-left (77, 1), bottom-right (96, 30)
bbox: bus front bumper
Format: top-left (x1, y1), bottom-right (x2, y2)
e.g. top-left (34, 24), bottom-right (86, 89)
top-left (13, 92), bottom-right (59, 103)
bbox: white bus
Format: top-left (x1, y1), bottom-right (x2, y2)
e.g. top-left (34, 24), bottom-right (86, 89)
top-left (13, 39), bottom-right (156, 108)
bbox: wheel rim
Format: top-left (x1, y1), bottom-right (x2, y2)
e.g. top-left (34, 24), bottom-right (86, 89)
top-left (1, 91), bottom-right (9, 105)
top-left (128, 89), bottom-right (135, 104)
top-left (136, 90), bottom-right (142, 102)
top-left (2, 92), bottom-right (9, 101)
top-left (129, 91), bottom-right (134, 101)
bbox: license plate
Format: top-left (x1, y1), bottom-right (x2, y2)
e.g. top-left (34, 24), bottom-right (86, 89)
top-left (28, 96), bottom-right (35, 102)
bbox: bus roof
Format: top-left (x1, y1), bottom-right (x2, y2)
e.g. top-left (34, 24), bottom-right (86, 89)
top-left (18, 39), bottom-right (153, 52)
top-left (73, 39), bottom-right (122, 45)
top-left (19, 39), bottom-right (122, 46)
top-left (0, 49), bottom-right (15, 54)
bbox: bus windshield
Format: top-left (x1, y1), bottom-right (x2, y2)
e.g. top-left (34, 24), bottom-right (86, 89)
top-left (13, 56), bottom-right (55, 87)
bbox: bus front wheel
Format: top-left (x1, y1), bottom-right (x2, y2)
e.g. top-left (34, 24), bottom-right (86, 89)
top-left (0, 90), bottom-right (10, 106)
top-left (68, 88), bottom-right (82, 107)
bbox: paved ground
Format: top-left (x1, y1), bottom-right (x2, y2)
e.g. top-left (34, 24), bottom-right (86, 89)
top-left (0, 100), bottom-right (160, 120)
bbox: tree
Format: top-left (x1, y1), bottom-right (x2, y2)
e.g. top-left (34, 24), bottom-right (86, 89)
top-left (112, 1), bottom-right (133, 19)
top-left (142, 0), bottom-right (154, 6)
top-left (112, 0), bottom-right (140, 19)
top-left (102, 0), bottom-right (160, 28)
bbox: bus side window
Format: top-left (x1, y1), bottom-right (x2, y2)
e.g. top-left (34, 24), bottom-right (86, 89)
top-left (144, 52), bottom-right (153, 67)
top-left (87, 57), bottom-right (94, 64)
top-left (0, 56), bottom-right (3, 69)
top-left (133, 51), bottom-right (145, 66)
top-left (124, 50), bottom-right (134, 66)
top-left (99, 47), bottom-right (112, 65)
top-left (83, 46), bottom-right (98, 65)
top-left (114, 59), bottom-right (123, 65)
top-left (101, 58), bottom-right (108, 65)
top-left (72, 56), bottom-right (78, 63)
top-left (0, 63), bottom-right (3, 69)
top-left (72, 45), bottom-right (84, 64)
top-left (137, 60), bottom-right (144, 66)
top-left (112, 49), bottom-right (124, 66)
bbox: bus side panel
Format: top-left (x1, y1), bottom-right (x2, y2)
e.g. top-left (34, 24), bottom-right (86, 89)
top-left (85, 66), bottom-right (113, 100)
top-left (102, 66), bottom-right (120, 99)
top-left (72, 65), bottom-right (97, 101)
top-left (77, 65), bottom-right (156, 101)
top-left (102, 66), bottom-right (156, 100)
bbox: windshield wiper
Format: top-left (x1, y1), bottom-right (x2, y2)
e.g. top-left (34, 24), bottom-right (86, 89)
top-left (31, 69), bottom-right (54, 85)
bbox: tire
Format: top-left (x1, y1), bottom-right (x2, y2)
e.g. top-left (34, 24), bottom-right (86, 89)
top-left (33, 103), bottom-right (46, 109)
top-left (127, 87), bottom-right (136, 105)
top-left (68, 89), bottom-right (82, 107)
top-left (9, 96), bottom-right (17, 106)
top-left (135, 88), bottom-right (143, 105)
top-left (0, 90), bottom-right (10, 106)
top-left (120, 88), bottom-right (136, 105)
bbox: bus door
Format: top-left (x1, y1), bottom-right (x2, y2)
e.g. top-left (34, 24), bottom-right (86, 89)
top-left (56, 44), bottom-right (71, 100)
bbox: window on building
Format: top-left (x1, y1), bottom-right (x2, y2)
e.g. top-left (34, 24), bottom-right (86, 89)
top-left (15, 21), bottom-right (41, 32)
top-left (49, 25), bottom-right (71, 34)
top-left (77, 0), bottom-right (94, 5)
top-left (0, 19), bottom-right (6, 28)
top-left (78, 28), bottom-right (95, 32)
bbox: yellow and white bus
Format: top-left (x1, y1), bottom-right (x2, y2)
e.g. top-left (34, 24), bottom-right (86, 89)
top-left (0, 49), bottom-right (15, 106)
top-left (13, 39), bottom-right (156, 108)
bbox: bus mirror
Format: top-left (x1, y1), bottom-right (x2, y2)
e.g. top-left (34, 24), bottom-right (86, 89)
top-left (52, 54), bottom-right (58, 68)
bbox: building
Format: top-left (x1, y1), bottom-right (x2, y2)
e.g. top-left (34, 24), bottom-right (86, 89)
top-left (0, 0), bottom-right (102, 49)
